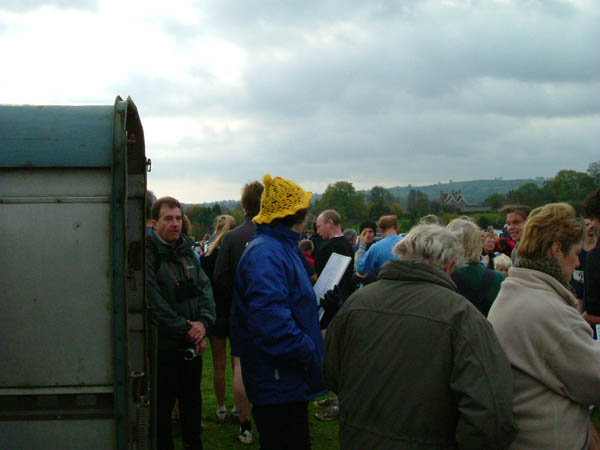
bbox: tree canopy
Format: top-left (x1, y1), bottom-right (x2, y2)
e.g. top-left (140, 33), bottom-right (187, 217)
top-left (314, 181), bottom-right (367, 223)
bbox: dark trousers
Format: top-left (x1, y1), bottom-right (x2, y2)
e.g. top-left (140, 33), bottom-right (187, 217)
top-left (252, 402), bottom-right (311, 450)
top-left (157, 350), bottom-right (203, 450)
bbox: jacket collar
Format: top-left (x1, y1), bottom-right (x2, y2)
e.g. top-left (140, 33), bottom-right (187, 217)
top-left (149, 229), bottom-right (193, 256)
top-left (508, 267), bottom-right (579, 309)
top-left (378, 260), bottom-right (457, 292)
top-left (256, 223), bottom-right (301, 246)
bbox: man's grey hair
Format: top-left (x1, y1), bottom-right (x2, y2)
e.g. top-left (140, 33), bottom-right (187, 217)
top-left (446, 218), bottom-right (483, 263)
top-left (343, 228), bottom-right (357, 243)
top-left (393, 224), bottom-right (465, 272)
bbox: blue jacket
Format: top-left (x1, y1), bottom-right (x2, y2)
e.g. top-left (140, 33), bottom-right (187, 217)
top-left (231, 223), bottom-right (326, 405)
top-left (356, 234), bottom-right (402, 276)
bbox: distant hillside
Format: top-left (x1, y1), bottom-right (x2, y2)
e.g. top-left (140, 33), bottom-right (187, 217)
top-left (185, 177), bottom-right (547, 210)
top-left (387, 178), bottom-right (547, 206)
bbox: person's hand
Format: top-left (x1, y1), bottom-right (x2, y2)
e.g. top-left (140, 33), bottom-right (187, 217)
top-left (359, 229), bottom-right (371, 245)
top-left (195, 338), bottom-right (208, 355)
top-left (320, 286), bottom-right (341, 315)
top-left (583, 312), bottom-right (600, 326)
top-left (187, 320), bottom-right (206, 344)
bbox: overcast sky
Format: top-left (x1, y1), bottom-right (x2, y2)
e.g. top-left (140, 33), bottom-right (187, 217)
top-left (1, 0), bottom-right (598, 202)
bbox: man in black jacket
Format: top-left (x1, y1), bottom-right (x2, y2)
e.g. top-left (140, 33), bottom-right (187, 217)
top-left (315, 209), bottom-right (355, 301)
top-left (583, 188), bottom-right (600, 330)
top-left (213, 181), bottom-right (263, 444)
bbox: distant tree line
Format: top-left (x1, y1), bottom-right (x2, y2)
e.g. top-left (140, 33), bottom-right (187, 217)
top-left (182, 161), bottom-right (599, 239)
top-left (183, 203), bottom-right (246, 241)
top-left (484, 162), bottom-right (599, 214)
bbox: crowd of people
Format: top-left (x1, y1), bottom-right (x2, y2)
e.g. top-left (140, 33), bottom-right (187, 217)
top-left (146, 175), bottom-right (600, 450)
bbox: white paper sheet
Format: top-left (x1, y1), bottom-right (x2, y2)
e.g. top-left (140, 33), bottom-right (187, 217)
top-left (313, 252), bottom-right (351, 319)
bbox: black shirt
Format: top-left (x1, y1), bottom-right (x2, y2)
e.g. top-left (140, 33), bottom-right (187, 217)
top-left (315, 236), bottom-right (355, 301)
top-left (213, 215), bottom-right (256, 317)
top-left (585, 240), bottom-right (600, 315)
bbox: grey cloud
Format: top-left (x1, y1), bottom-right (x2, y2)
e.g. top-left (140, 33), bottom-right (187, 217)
top-left (122, 1), bottom-right (600, 201)
top-left (451, 79), bottom-right (600, 118)
top-left (121, 0), bottom-right (600, 123)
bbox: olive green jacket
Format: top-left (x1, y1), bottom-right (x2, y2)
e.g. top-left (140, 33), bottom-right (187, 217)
top-left (147, 230), bottom-right (215, 350)
top-left (322, 260), bottom-right (518, 450)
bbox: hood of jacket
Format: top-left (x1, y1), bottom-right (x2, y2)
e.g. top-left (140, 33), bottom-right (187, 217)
top-left (255, 222), bottom-right (302, 246)
top-left (378, 259), bottom-right (458, 292)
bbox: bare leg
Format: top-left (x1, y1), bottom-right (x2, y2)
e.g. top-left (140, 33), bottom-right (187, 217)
top-left (210, 336), bottom-right (227, 408)
top-left (232, 356), bottom-right (251, 423)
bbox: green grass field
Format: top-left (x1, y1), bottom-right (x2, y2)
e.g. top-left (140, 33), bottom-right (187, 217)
top-left (172, 340), bottom-right (339, 450)
top-left (172, 341), bottom-right (600, 449)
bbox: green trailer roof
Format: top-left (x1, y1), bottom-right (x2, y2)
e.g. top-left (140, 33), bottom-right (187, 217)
top-left (0, 97), bottom-right (142, 168)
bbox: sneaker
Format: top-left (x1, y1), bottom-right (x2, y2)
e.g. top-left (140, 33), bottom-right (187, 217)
top-left (315, 405), bottom-right (339, 421)
top-left (313, 396), bottom-right (336, 409)
top-left (237, 428), bottom-right (253, 445)
top-left (216, 405), bottom-right (227, 423)
top-left (230, 405), bottom-right (240, 423)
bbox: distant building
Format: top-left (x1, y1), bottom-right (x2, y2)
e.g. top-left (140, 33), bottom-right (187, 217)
top-left (440, 191), bottom-right (468, 210)
top-left (440, 191), bottom-right (489, 213)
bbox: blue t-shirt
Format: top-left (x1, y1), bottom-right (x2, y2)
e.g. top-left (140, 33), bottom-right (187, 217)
top-left (356, 235), bottom-right (403, 276)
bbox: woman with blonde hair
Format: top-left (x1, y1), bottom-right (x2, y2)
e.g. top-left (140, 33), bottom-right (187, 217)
top-left (488, 203), bottom-right (600, 449)
top-left (200, 214), bottom-right (237, 425)
top-left (447, 219), bottom-right (505, 316)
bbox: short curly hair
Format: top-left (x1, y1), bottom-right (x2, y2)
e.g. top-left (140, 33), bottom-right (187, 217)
top-left (151, 196), bottom-right (182, 220)
top-left (583, 188), bottom-right (600, 220)
top-left (393, 224), bottom-right (465, 272)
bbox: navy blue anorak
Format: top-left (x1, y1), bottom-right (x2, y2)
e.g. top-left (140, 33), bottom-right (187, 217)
top-left (231, 223), bottom-right (326, 406)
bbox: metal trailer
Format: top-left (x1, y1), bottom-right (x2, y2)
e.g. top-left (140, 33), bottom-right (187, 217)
top-left (0, 97), bottom-right (155, 449)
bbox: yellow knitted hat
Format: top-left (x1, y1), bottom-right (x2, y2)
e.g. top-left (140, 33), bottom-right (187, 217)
top-left (253, 174), bottom-right (312, 224)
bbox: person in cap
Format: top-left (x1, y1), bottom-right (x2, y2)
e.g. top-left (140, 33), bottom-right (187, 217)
top-left (349, 220), bottom-right (378, 288)
top-left (359, 220), bottom-right (377, 249)
top-left (230, 174), bottom-right (326, 450)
